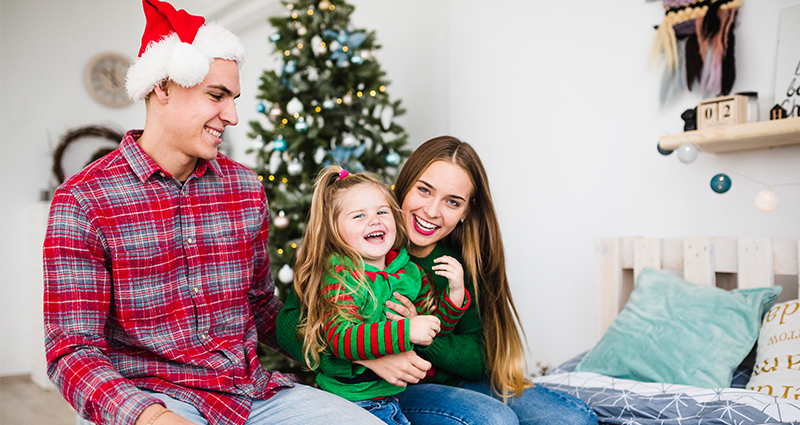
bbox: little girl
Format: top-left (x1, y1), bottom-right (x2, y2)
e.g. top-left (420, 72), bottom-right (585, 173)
top-left (285, 166), bottom-right (470, 425)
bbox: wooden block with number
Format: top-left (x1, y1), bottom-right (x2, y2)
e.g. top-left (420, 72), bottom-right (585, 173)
top-left (697, 95), bottom-right (748, 129)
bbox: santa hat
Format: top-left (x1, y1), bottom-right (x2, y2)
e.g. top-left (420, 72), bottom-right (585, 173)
top-left (125, 0), bottom-right (245, 101)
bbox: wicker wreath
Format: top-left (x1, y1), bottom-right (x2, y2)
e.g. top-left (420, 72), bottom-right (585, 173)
top-left (52, 125), bottom-right (124, 184)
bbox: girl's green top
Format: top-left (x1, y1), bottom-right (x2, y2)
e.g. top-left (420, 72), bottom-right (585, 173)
top-left (276, 244), bottom-right (487, 390)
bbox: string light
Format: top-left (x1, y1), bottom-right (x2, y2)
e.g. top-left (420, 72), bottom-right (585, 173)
top-left (379, 86), bottom-right (386, 92)
top-left (268, 175), bottom-right (275, 181)
top-left (258, 175), bottom-right (264, 182)
top-left (315, 106), bottom-right (321, 112)
top-left (277, 248), bottom-right (284, 254)
top-left (297, 43), bottom-right (303, 49)
top-left (356, 91), bottom-right (363, 97)
top-left (291, 12), bottom-right (298, 18)
top-left (293, 113), bottom-right (300, 118)
top-left (281, 118), bottom-right (288, 124)
top-left (291, 243), bottom-right (297, 249)
top-left (342, 46), bottom-right (349, 52)
top-left (307, 9), bottom-right (314, 15)
top-left (369, 90), bottom-right (377, 97)
top-left (284, 50), bottom-right (290, 56)
top-left (337, 98), bottom-right (343, 104)
top-left (282, 177), bottom-right (288, 184)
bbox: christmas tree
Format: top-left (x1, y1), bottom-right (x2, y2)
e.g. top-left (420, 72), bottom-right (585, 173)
top-left (247, 0), bottom-right (411, 381)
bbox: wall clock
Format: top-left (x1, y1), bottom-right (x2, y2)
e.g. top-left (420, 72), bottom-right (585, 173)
top-left (84, 52), bottom-right (133, 108)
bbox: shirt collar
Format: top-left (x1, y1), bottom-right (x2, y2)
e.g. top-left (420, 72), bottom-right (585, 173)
top-left (120, 130), bottom-right (224, 182)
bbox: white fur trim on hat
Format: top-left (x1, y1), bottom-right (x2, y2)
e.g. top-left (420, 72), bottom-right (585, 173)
top-left (125, 22), bottom-right (245, 101)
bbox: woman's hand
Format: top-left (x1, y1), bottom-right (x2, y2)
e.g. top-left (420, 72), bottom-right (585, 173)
top-left (385, 292), bottom-right (418, 321)
top-left (355, 351), bottom-right (432, 387)
top-left (432, 255), bottom-right (465, 307)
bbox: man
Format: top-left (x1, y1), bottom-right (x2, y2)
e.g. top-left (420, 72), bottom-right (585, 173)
top-left (43, 1), bottom-right (383, 424)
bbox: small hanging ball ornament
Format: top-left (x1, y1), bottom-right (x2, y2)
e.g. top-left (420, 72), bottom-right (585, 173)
top-left (323, 99), bottom-right (335, 109)
top-left (256, 103), bottom-right (266, 113)
top-left (657, 143), bottom-right (673, 156)
top-left (287, 160), bottom-right (303, 176)
top-left (676, 143), bottom-right (698, 164)
top-left (273, 136), bottom-right (288, 152)
top-left (278, 264), bottom-right (294, 284)
top-left (386, 150), bottom-right (401, 165)
top-left (274, 210), bottom-right (290, 229)
top-left (295, 119), bottom-right (309, 132)
top-left (286, 97), bottom-right (304, 115)
top-left (710, 173), bottom-right (732, 194)
top-left (297, 27), bottom-right (307, 36)
top-left (754, 189), bottom-right (779, 213)
top-left (319, 0), bottom-right (331, 9)
top-left (269, 33), bottom-right (281, 42)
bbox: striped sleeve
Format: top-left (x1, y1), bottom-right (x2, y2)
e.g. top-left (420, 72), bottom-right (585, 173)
top-left (413, 270), bottom-right (471, 335)
top-left (322, 274), bottom-right (412, 360)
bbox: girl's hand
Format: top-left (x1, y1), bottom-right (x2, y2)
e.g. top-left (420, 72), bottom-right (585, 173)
top-left (355, 351), bottom-right (432, 387)
top-left (432, 256), bottom-right (465, 306)
top-left (409, 315), bottom-right (441, 346)
top-left (385, 292), bottom-right (418, 321)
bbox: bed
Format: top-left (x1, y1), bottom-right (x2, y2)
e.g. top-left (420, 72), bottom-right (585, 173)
top-left (532, 237), bottom-right (800, 425)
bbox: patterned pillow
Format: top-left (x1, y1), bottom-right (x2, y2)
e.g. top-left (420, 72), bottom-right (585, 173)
top-left (747, 300), bottom-right (800, 400)
top-left (576, 267), bottom-right (781, 388)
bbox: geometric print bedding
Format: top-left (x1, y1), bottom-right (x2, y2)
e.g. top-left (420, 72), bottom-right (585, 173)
top-left (534, 371), bottom-right (800, 425)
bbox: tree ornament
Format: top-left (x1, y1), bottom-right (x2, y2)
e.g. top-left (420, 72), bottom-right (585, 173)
top-left (341, 133), bottom-right (358, 147)
top-left (314, 147), bottom-right (326, 164)
top-left (278, 264), bottom-right (294, 284)
top-left (295, 119), bottom-right (309, 132)
top-left (274, 210), bottom-right (290, 229)
top-left (754, 189), bottom-right (779, 212)
top-left (380, 105), bottom-right (394, 130)
top-left (283, 60), bottom-right (297, 74)
top-left (323, 99), bottom-right (335, 109)
top-left (386, 150), bottom-right (401, 165)
top-left (676, 143), bottom-right (698, 163)
top-left (269, 107), bottom-right (282, 117)
top-left (256, 103), bottom-right (266, 113)
top-left (287, 159), bottom-right (303, 176)
top-left (342, 93), bottom-right (353, 105)
top-left (710, 173), bottom-right (731, 194)
top-left (270, 33), bottom-right (281, 42)
top-left (298, 26), bottom-right (307, 36)
top-left (319, 0), bottom-right (331, 9)
top-left (269, 151), bottom-right (282, 174)
top-left (273, 136), bottom-right (288, 152)
top-left (286, 98), bottom-right (303, 115)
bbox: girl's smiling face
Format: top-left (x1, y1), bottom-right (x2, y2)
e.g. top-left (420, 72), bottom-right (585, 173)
top-left (336, 184), bottom-right (398, 269)
top-left (401, 161), bottom-right (473, 257)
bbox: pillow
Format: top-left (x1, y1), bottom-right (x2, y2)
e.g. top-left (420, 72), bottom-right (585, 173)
top-left (746, 300), bottom-right (800, 400)
top-left (576, 267), bottom-right (781, 388)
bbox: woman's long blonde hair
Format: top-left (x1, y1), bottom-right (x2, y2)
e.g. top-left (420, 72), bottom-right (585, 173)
top-left (394, 136), bottom-right (531, 400)
top-left (293, 165), bottom-right (407, 368)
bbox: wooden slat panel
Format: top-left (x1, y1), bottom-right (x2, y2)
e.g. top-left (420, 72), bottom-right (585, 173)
top-left (661, 238), bottom-right (684, 271)
top-left (712, 237), bottom-right (739, 273)
top-left (634, 238), bottom-right (661, 283)
top-left (774, 238), bottom-right (799, 275)
top-left (621, 237), bottom-right (635, 269)
top-left (738, 238), bottom-right (774, 288)
top-left (683, 238), bottom-right (715, 286)
top-left (595, 238), bottom-right (622, 340)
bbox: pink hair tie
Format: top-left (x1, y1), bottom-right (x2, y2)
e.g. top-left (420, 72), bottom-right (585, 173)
top-left (338, 169), bottom-right (350, 180)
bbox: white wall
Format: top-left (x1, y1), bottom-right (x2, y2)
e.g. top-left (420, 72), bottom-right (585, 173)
top-left (1, 0), bottom-right (798, 377)
top-left (446, 0), bottom-right (800, 366)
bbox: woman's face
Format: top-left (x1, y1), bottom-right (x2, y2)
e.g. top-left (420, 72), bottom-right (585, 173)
top-left (401, 161), bottom-right (473, 257)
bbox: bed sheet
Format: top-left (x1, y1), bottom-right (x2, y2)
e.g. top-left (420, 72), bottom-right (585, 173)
top-left (534, 355), bottom-right (800, 425)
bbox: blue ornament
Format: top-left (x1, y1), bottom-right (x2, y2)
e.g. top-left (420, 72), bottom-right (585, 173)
top-left (270, 33), bottom-right (281, 42)
top-left (256, 103), bottom-right (266, 113)
top-left (322, 29), bottom-right (367, 67)
top-left (710, 173), bottom-right (732, 194)
top-left (657, 143), bottom-right (673, 156)
top-left (386, 150), bottom-right (401, 165)
top-left (283, 60), bottom-right (297, 74)
top-left (273, 137), bottom-right (287, 152)
top-left (351, 55), bottom-right (363, 65)
top-left (295, 121), bottom-right (309, 132)
top-left (323, 99), bottom-right (335, 109)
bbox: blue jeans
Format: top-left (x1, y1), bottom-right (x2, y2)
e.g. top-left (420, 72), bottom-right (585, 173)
top-left (394, 380), bottom-right (598, 425)
top-left (354, 397), bottom-right (412, 425)
top-left (140, 385), bottom-right (384, 425)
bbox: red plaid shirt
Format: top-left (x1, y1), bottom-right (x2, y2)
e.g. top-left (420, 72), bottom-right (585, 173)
top-left (43, 131), bottom-right (295, 425)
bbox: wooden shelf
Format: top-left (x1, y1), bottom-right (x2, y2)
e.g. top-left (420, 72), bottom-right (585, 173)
top-left (658, 116), bottom-right (800, 153)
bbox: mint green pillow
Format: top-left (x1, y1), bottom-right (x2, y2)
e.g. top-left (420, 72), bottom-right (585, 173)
top-left (576, 267), bottom-right (781, 388)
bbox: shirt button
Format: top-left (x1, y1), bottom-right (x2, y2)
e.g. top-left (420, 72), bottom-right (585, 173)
top-left (187, 237), bottom-right (193, 244)
top-left (200, 332), bottom-right (208, 340)
top-left (193, 287), bottom-right (199, 294)
top-left (159, 171), bottom-right (166, 178)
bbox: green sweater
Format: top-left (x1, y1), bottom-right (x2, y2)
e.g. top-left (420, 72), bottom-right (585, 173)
top-left (278, 247), bottom-right (469, 400)
top-left (276, 244), bottom-right (487, 392)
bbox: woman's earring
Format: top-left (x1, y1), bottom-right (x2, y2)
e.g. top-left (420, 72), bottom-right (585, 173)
top-left (460, 217), bottom-right (465, 223)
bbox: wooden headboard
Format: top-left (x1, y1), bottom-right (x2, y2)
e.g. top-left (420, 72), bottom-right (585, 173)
top-left (594, 237), bottom-right (800, 340)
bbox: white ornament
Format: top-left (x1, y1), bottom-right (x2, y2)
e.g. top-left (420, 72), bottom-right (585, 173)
top-left (754, 189), bottom-right (779, 212)
top-left (288, 160), bottom-right (303, 176)
top-left (307, 67), bottom-right (319, 81)
top-left (286, 97), bottom-right (304, 115)
top-left (319, 0), bottom-right (331, 8)
top-left (343, 93), bottom-right (353, 105)
top-left (269, 107), bottom-right (282, 117)
top-left (314, 147), bottom-right (326, 164)
top-left (380, 105), bottom-right (394, 130)
top-left (269, 151), bottom-right (282, 174)
top-left (298, 27), bottom-right (307, 36)
top-left (342, 133), bottom-right (358, 147)
top-left (274, 210), bottom-right (289, 229)
top-left (278, 264), bottom-right (294, 284)
top-left (676, 143), bottom-right (698, 164)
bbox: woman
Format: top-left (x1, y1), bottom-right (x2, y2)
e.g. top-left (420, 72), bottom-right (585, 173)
top-left (277, 136), bottom-right (597, 424)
